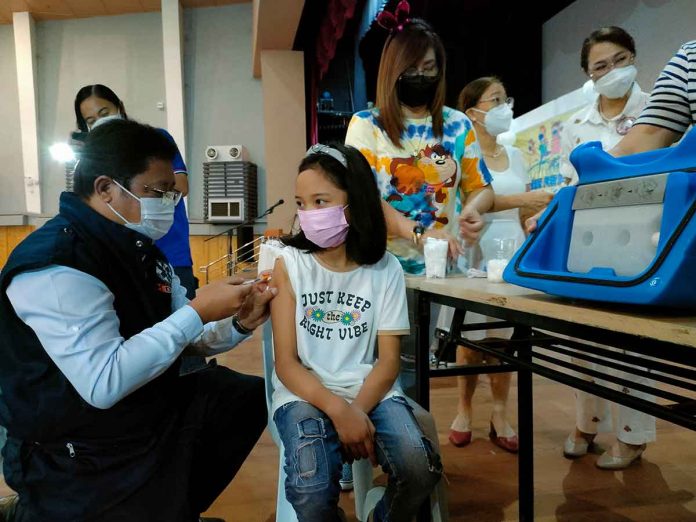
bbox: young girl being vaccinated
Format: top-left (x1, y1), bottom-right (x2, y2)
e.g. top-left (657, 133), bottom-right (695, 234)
top-left (270, 143), bottom-right (442, 522)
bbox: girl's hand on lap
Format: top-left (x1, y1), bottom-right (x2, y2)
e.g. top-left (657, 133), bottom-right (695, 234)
top-left (330, 402), bottom-right (377, 465)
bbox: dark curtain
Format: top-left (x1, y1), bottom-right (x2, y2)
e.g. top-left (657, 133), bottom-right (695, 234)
top-left (358, 0), bottom-right (574, 115)
top-left (309, 0), bottom-right (359, 144)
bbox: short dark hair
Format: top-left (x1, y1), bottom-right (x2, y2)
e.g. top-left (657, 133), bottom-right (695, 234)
top-left (73, 119), bottom-right (177, 198)
top-left (580, 26), bottom-right (636, 73)
top-left (282, 144), bottom-right (387, 266)
top-left (74, 84), bottom-right (129, 132)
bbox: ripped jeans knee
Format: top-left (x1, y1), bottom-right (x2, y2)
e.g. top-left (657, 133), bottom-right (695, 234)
top-left (274, 401), bottom-right (343, 521)
top-left (370, 396), bottom-right (443, 521)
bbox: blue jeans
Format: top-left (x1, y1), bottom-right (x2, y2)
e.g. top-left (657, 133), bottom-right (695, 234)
top-left (274, 396), bottom-right (442, 522)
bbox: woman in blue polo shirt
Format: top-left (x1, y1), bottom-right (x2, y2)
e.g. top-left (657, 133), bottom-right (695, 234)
top-left (73, 84), bottom-right (196, 299)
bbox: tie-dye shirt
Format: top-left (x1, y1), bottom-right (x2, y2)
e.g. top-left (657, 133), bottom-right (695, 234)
top-left (346, 107), bottom-right (491, 274)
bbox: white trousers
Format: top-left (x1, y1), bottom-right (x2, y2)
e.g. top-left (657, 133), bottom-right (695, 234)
top-left (572, 350), bottom-right (656, 445)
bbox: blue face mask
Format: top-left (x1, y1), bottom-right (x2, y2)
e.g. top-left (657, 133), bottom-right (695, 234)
top-left (107, 180), bottom-right (176, 240)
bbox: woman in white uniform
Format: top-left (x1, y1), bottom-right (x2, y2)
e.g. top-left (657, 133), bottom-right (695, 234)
top-left (560, 26), bottom-right (649, 184)
top-left (446, 77), bottom-right (551, 452)
top-left (560, 26), bottom-right (655, 470)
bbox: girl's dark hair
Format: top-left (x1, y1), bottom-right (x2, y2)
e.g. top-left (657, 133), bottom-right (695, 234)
top-left (580, 26), bottom-right (636, 73)
top-left (457, 76), bottom-right (503, 113)
top-left (282, 144), bottom-right (387, 266)
top-left (74, 84), bottom-right (129, 132)
top-left (73, 119), bottom-right (177, 198)
top-left (376, 18), bottom-right (447, 147)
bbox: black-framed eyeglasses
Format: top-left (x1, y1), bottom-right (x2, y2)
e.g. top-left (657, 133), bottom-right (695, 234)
top-left (401, 65), bottom-right (440, 78)
top-left (589, 51), bottom-right (634, 78)
top-left (143, 184), bottom-right (182, 204)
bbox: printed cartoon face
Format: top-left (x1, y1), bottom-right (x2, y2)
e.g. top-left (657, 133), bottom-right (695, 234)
top-left (417, 144), bottom-right (457, 187)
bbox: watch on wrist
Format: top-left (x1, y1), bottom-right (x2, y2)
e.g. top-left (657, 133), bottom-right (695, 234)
top-left (231, 314), bottom-right (253, 335)
top-left (412, 224), bottom-right (425, 245)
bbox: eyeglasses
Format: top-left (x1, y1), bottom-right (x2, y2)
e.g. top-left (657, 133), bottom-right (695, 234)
top-left (143, 184), bottom-right (182, 204)
top-left (478, 96), bottom-right (514, 109)
top-left (588, 51), bottom-right (634, 78)
top-left (401, 64), bottom-right (440, 78)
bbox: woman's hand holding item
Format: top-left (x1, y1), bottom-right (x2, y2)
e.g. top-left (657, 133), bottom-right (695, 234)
top-left (459, 206), bottom-right (485, 242)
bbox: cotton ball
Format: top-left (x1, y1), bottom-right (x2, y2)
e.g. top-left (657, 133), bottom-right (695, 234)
top-left (487, 259), bottom-right (508, 283)
top-left (424, 238), bottom-right (448, 279)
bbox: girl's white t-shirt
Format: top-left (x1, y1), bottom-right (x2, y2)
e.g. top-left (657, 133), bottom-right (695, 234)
top-left (271, 247), bottom-right (410, 413)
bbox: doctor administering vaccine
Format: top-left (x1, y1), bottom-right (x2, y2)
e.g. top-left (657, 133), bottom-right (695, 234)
top-left (0, 119), bottom-right (275, 522)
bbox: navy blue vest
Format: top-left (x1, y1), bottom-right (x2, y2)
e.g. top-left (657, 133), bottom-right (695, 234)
top-left (0, 192), bottom-right (182, 520)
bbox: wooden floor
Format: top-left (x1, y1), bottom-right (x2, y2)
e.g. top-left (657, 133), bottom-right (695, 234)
top-left (2, 335), bottom-right (696, 521)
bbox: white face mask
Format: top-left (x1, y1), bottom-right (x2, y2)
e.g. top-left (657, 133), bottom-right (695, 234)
top-left (107, 180), bottom-right (176, 240)
top-left (473, 103), bottom-right (513, 136)
top-left (89, 113), bottom-right (124, 131)
top-left (593, 64), bottom-right (637, 99)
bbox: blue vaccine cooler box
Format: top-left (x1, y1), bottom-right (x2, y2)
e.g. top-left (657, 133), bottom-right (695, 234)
top-left (503, 129), bottom-right (696, 308)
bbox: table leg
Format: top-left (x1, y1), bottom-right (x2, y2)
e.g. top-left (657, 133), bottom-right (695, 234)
top-left (415, 290), bottom-right (432, 522)
top-left (516, 327), bottom-right (534, 522)
top-left (415, 289), bottom-right (431, 410)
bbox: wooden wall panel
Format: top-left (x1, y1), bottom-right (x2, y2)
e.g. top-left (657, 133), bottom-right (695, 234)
top-left (0, 228), bottom-right (258, 287)
top-left (0, 226), bottom-right (34, 269)
top-left (190, 234), bottom-right (237, 284)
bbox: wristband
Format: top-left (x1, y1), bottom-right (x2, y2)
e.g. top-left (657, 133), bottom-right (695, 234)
top-left (231, 314), bottom-right (253, 335)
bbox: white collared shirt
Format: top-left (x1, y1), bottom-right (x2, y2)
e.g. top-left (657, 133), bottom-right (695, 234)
top-left (560, 83), bottom-right (649, 184)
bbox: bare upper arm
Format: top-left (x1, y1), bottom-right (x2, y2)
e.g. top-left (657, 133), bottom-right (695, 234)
top-left (270, 257), bottom-right (299, 366)
top-left (610, 124), bottom-right (680, 157)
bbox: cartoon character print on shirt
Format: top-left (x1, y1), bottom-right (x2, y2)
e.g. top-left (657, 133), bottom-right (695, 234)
top-left (385, 143), bottom-right (457, 228)
top-left (298, 290), bottom-right (372, 341)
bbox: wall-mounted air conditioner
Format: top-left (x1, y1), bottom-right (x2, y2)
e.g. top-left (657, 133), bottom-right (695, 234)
top-left (204, 144), bottom-right (249, 163)
top-left (203, 145), bottom-right (257, 223)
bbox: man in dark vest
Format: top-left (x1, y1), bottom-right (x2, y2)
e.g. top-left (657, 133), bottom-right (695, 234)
top-left (0, 120), bottom-right (274, 522)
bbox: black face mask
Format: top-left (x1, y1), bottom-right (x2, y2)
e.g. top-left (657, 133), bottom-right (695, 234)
top-left (396, 74), bottom-right (439, 108)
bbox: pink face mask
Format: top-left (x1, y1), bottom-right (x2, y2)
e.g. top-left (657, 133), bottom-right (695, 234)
top-left (297, 204), bottom-right (349, 248)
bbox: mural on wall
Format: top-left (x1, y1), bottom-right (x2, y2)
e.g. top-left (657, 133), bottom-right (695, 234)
top-left (514, 108), bottom-right (578, 193)
top-left (508, 87), bottom-right (589, 193)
